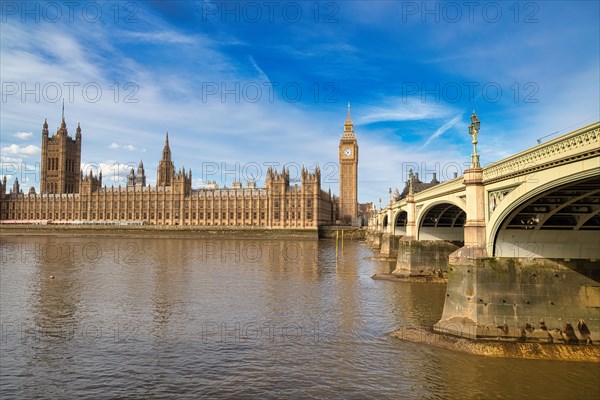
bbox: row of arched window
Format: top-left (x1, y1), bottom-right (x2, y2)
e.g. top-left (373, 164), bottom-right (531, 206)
top-left (46, 158), bottom-right (76, 172)
top-left (45, 182), bottom-right (75, 193)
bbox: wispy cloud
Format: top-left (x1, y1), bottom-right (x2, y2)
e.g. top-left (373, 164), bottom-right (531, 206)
top-left (249, 56), bottom-right (270, 83)
top-left (123, 31), bottom-right (196, 44)
top-left (360, 97), bottom-right (455, 124)
top-left (420, 113), bottom-right (463, 149)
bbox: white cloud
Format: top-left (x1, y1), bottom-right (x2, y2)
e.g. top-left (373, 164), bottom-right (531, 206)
top-left (109, 143), bottom-right (145, 152)
top-left (124, 144), bottom-right (138, 152)
top-left (14, 131), bottom-right (32, 140)
top-left (1, 144), bottom-right (40, 157)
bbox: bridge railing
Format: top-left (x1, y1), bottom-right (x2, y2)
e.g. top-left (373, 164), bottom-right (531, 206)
top-left (482, 121), bottom-right (599, 183)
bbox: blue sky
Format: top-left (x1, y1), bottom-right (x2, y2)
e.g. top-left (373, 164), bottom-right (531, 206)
top-left (1, 0), bottom-right (599, 204)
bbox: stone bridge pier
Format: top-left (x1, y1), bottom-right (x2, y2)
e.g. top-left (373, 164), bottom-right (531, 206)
top-left (391, 186), bottom-right (461, 277)
top-left (371, 118), bottom-right (600, 343)
top-left (435, 165), bottom-right (600, 342)
top-left (366, 231), bottom-right (383, 250)
top-left (379, 233), bottom-right (399, 257)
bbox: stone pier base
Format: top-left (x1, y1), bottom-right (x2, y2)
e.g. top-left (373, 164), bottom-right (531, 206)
top-left (392, 240), bottom-right (461, 277)
top-left (434, 258), bottom-right (600, 343)
top-left (380, 233), bottom-right (400, 257)
top-left (368, 232), bottom-right (383, 250)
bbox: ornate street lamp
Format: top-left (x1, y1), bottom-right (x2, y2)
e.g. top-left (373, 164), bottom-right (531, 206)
top-left (468, 111), bottom-right (481, 168)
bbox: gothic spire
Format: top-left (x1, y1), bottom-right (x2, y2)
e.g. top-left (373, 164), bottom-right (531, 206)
top-left (342, 102), bottom-right (356, 139)
top-left (162, 131), bottom-right (171, 160)
top-left (59, 100), bottom-right (67, 132)
top-left (157, 130), bottom-right (174, 187)
top-left (345, 102), bottom-right (353, 126)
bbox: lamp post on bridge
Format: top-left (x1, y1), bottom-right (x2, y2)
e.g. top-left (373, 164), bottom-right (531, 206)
top-left (405, 171), bottom-right (416, 240)
top-left (455, 110), bottom-right (488, 261)
top-left (378, 197), bottom-right (382, 231)
top-left (468, 111), bottom-right (481, 168)
top-left (387, 188), bottom-right (394, 234)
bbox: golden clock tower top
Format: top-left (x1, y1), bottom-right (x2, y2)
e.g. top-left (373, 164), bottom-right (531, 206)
top-left (341, 102), bottom-right (356, 140)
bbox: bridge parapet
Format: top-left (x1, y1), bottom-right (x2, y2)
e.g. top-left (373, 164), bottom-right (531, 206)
top-left (411, 176), bottom-right (464, 201)
top-left (483, 122), bottom-right (599, 183)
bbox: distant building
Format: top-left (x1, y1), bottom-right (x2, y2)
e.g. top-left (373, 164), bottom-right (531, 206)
top-left (127, 160), bottom-right (147, 189)
top-left (203, 181), bottom-right (219, 190)
top-left (0, 107), bottom-right (362, 229)
top-left (398, 170), bottom-right (440, 198)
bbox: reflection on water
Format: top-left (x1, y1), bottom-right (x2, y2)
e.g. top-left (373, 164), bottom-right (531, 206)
top-left (1, 236), bottom-right (598, 399)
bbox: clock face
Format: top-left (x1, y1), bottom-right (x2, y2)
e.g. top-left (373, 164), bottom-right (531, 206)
top-left (343, 148), bottom-right (353, 157)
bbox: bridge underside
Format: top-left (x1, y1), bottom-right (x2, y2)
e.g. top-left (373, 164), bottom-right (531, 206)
top-left (394, 211), bottom-right (407, 236)
top-left (495, 176), bottom-right (600, 260)
top-left (419, 204), bottom-right (465, 242)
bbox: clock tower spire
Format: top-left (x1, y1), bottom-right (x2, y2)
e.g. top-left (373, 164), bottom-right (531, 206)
top-left (338, 103), bottom-right (358, 224)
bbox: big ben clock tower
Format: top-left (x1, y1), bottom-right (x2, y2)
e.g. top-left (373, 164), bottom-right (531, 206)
top-left (339, 103), bottom-right (358, 223)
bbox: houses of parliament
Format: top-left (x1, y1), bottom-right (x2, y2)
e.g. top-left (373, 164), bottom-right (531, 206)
top-left (0, 106), bottom-right (361, 229)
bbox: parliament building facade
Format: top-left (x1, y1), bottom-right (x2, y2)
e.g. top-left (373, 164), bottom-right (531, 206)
top-left (0, 107), bottom-right (361, 229)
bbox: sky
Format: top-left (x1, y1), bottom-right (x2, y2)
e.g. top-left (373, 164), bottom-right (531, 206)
top-left (1, 0), bottom-right (599, 205)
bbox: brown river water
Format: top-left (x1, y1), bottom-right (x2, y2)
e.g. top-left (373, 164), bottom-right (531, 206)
top-left (1, 236), bottom-right (598, 399)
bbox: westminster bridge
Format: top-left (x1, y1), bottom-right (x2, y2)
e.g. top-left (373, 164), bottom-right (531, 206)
top-left (367, 118), bottom-right (600, 342)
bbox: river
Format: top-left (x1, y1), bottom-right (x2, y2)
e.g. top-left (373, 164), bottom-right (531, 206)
top-left (1, 236), bottom-right (598, 399)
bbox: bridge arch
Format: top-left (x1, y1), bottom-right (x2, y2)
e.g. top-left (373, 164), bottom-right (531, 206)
top-left (491, 171), bottom-right (600, 259)
top-left (416, 201), bottom-right (466, 241)
top-left (393, 210), bottom-right (407, 236)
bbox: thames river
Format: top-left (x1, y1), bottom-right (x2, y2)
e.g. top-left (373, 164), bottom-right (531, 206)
top-left (1, 236), bottom-right (598, 399)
